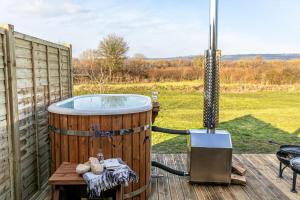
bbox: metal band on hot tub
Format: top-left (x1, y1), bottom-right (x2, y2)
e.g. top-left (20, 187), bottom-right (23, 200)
top-left (48, 124), bottom-right (151, 137)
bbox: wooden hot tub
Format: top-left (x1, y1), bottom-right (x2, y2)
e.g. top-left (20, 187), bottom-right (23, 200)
top-left (48, 94), bottom-right (152, 199)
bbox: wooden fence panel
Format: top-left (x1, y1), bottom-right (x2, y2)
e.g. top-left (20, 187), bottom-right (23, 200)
top-left (0, 27), bottom-right (12, 200)
top-left (0, 24), bottom-right (72, 200)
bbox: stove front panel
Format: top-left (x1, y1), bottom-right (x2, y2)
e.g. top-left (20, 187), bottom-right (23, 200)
top-left (188, 130), bottom-right (232, 184)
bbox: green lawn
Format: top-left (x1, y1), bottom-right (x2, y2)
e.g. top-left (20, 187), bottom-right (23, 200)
top-left (74, 81), bottom-right (300, 154)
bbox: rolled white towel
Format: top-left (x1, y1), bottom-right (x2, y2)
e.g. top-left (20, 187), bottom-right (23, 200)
top-left (89, 157), bottom-right (104, 175)
top-left (76, 161), bottom-right (91, 174)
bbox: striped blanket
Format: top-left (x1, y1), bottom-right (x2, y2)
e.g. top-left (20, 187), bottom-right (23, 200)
top-left (83, 159), bottom-right (138, 198)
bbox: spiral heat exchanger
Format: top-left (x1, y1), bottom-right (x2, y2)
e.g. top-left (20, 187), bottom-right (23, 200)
top-left (203, 49), bottom-right (221, 131)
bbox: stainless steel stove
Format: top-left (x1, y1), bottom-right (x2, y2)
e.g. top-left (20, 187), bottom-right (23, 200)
top-left (187, 130), bottom-right (232, 183)
top-left (187, 0), bottom-right (233, 184)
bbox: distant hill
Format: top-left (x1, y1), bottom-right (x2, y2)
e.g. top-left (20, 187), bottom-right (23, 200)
top-left (147, 54), bottom-right (300, 61)
top-left (222, 54), bottom-right (300, 60)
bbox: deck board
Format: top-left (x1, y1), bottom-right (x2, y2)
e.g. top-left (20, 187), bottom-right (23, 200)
top-left (149, 154), bottom-right (300, 200)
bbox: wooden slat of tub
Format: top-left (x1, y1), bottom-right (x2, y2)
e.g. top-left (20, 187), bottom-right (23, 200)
top-left (132, 113), bottom-right (140, 200)
top-left (68, 115), bottom-right (78, 163)
top-left (49, 113), bottom-right (55, 173)
top-left (122, 114), bottom-right (133, 199)
top-left (89, 116), bottom-right (101, 157)
top-left (101, 115), bottom-right (112, 159)
top-left (60, 115), bottom-right (69, 162)
top-left (145, 111), bottom-right (152, 198)
top-left (139, 112), bottom-right (147, 200)
top-left (54, 113), bottom-right (61, 170)
top-left (112, 115), bottom-right (123, 158)
top-left (78, 116), bottom-right (89, 163)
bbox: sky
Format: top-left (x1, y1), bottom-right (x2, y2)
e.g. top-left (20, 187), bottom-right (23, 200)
top-left (1, 0), bottom-right (300, 58)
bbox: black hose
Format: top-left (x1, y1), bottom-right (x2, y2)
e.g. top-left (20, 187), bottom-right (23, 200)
top-left (151, 161), bottom-right (189, 176)
top-left (152, 126), bottom-right (190, 135)
top-left (151, 127), bottom-right (189, 176)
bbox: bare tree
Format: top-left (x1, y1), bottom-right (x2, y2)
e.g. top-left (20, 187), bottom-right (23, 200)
top-left (133, 53), bottom-right (146, 60)
top-left (79, 49), bottom-right (98, 60)
top-left (76, 48), bottom-right (108, 93)
top-left (98, 34), bottom-right (129, 79)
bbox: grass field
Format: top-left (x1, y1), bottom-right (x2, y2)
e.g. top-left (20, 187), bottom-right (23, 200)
top-left (74, 81), bottom-right (300, 154)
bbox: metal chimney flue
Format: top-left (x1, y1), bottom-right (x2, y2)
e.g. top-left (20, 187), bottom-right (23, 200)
top-left (209, 0), bottom-right (218, 50)
top-left (203, 0), bottom-right (221, 133)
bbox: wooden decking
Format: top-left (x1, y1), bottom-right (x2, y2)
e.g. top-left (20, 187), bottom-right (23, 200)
top-left (149, 154), bottom-right (300, 200)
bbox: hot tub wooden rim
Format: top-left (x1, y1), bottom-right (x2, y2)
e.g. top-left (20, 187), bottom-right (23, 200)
top-left (47, 94), bottom-right (153, 116)
top-left (47, 107), bottom-right (153, 116)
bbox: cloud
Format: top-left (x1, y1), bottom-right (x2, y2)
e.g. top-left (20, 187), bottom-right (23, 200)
top-left (220, 30), bottom-right (300, 55)
top-left (1, 0), bottom-right (299, 57)
top-left (5, 0), bottom-right (90, 18)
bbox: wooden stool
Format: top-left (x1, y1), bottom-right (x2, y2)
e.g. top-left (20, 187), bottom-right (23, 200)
top-left (48, 162), bottom-right (123, 200)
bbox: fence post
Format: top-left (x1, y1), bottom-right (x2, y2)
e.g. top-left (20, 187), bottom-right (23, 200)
top-left (58, 48), bottom-right (63, 100)
top-left (64, 43), bottom-right (73, 97)
top-left (1, 25), bottom-right (14, 200)
top-left (1, 24), bottom-right (22, 200)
